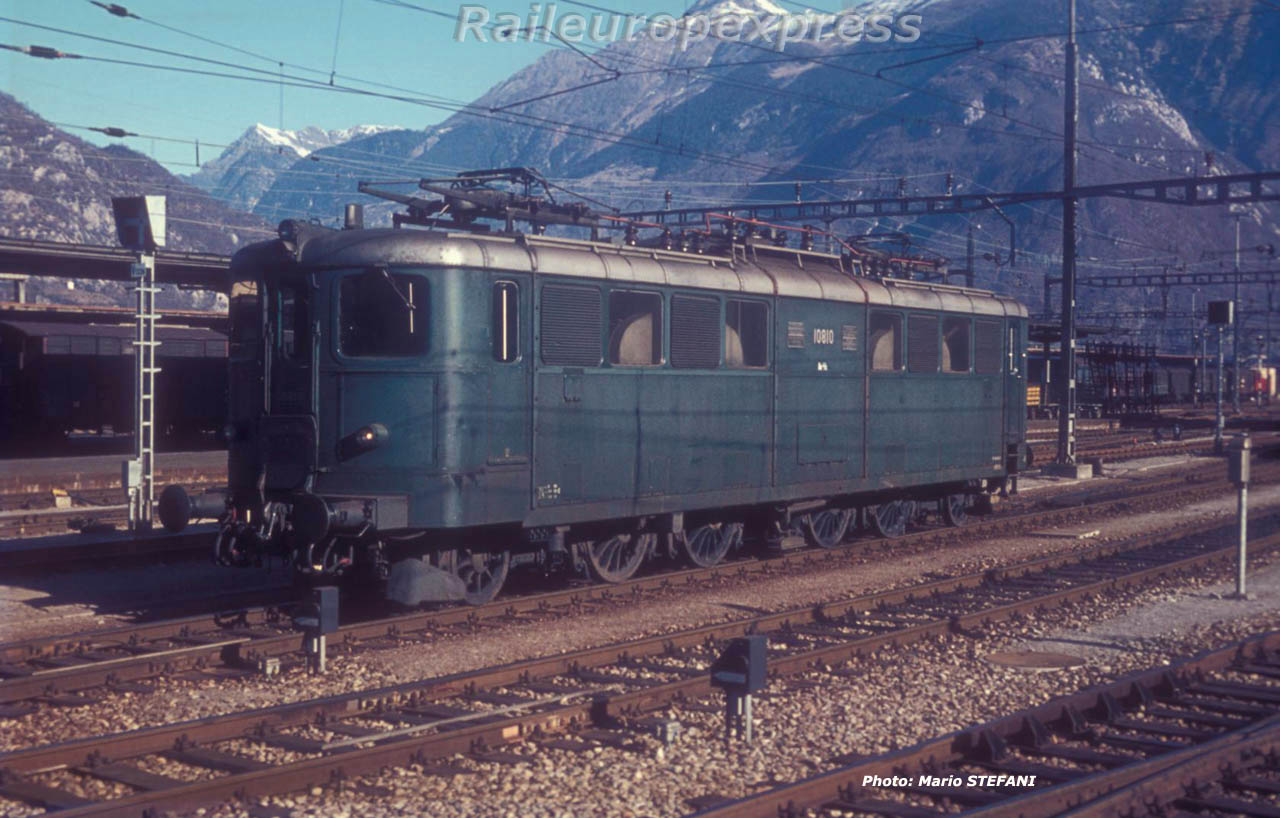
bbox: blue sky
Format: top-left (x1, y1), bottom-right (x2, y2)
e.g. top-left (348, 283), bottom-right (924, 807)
top-left (2, 0), bottom-right (690, 171)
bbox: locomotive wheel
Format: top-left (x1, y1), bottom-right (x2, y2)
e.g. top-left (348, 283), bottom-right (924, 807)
top-left (939, 494), bottom-right (968, 527)
top-left (451, 549), bottom-right (511, 605)
top-left (584, 532), bottom-right (654, 583)
top-left (681, 522), bottom-right (742, 568)
top-left (803, 509), bottom-right (852, 549)
top-left (868, 501), bottom-right (910, 539)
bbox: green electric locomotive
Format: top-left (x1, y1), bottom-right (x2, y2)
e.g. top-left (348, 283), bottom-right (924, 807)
top-left (161, 171), bottom-right (1030, 605)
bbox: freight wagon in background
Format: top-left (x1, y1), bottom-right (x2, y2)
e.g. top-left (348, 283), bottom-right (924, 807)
top-left (0, 320), bottom-right (228, 451)
top-left (1025, 342), bottom-right (1203, 419)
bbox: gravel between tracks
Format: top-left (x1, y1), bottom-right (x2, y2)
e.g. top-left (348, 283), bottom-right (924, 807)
top-left (2, 459), bottom-right (1274, 753)
top-left (171, 530), bottom-right (1280, 818)
top-left (2, 455), bottom-right (1278, 818)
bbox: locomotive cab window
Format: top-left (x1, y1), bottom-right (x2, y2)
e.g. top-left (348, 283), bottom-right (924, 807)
top-left (725, 299), bottom-right (768, 368)
top-left (492, 281), bottom-right (519, 362)
top-left (609, 290), bottom-right (662, 366)
top-left (340, 269), bottom-right (428, 357)
top-left (278, 285), bottom-right (308, 360)
top-left (1008, 325), bottom-right (1021, 375)
top-left (869, 312), bottom-right (902, 371)
top-left (942, 316), bottom-right (971, 373)
top-left (229, 278), bottom-right (261, 360)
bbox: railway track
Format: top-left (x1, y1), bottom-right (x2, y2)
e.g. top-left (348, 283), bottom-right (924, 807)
top-left (692, 630), bottom-right (1280, 818)
top-left (1, 510), bottom-right (1278, 816)
top-left (0, 484), bottom-right (221, 540)
top-left (0, 525), bottom-right (216, 573)
top-left (0, 483), bottom-right (222, 515)
top-left (1027, 431), bottom-right (1221, 466)
top-left (1, 461), bottom-right (1269, 709)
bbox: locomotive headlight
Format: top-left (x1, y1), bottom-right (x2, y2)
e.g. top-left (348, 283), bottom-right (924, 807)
top-left (340, 423), bottom-right (389, 460)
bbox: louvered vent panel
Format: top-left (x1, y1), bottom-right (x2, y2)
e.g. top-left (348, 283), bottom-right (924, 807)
top-left (907, 315), bottom-right (939, 373)
top-left (540, 284), bottom-right (601, 366)
top-left (975, 320), bottom-right (1002, 374)
top-left (671, 295), bottom-right (720, 369)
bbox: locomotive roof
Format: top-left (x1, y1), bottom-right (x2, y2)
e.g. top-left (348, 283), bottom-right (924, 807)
top-left (243, 224), bottom-right (1028, 319)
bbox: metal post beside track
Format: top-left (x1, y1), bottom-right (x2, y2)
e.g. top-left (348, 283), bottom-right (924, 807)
top-left (132, 251), bottom-right (158, 531)
top-left (1217, 326), bottom-right (1225, 453)
top-left (1233, 213), bottom-right (1242, 413)
top-left (1056, 0), bottom-right (1079, 470)
top-left (1228, 434), bottom-right (1251, 599)
top-left (111, 196), bottom-right (166, 531)
top-left (1209, 300), bottom-right (1232, 453)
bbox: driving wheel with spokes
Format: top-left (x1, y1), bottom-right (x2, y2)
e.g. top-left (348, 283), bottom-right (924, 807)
top-left (939, 493), bottom-right (968, 527)
top-left (436, 548), bottom-right (511, 605)
top-left (583, 532), bottom-right (654, 583)
top-left (680, 522), bottom-right (742, 568)
top-left (803, 508), bottom-right (852, 549)
top-left (867, 500), bottom-right (911, 538)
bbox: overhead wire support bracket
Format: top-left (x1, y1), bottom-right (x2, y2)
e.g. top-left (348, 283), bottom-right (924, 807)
top-left (1079, 269), bottom-right (1280, 287)
top-left (620, 171), bottom-right (1280, 226)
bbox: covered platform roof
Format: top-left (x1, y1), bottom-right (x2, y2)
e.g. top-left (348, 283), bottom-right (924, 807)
top-left (0, 301), bottom-right (227, 330)
top-left (0, 237), bottom-right (230, 291)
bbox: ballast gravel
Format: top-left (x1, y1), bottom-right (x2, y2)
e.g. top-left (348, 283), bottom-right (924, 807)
top-left (0, 453), bottom-right (1276, 818)
top-left (179, 577), bottom-right (1280, 818)
top-left (4, 467), bottom-right (1275, 755)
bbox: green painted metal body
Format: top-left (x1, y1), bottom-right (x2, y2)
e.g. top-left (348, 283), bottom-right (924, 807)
top-left (227, 226), bottom-right (1027, 547)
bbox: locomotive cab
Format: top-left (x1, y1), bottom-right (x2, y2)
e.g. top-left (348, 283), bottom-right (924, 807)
top-left (212, 222), bottom-right (533, 600)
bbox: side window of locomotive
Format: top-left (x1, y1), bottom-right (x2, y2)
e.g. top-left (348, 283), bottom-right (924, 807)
top-left (339, 271), bottom-right (428, 357)
top-left (279, 286), bottom-right (308, 360)
top-left (229, 278), bottom-right (261, 360)
top-left (540, 283), bottom-right (602, 367)
top-left (608, 290), bottom-right (663, 367)
top-left (671, 294), bottom-right (720, 369)
top-left (942, 316), bottom-right (971, 373)
top-left (725, 299), bottom-right (768, 369)
top-left (869, 312), bottom-right (902, 372)
top-left (491, 281), bottom-right (519, 363)
top-left (1008, 325), bottom-right (1021, 375)
top-left (974, 320), bottom-right (1003, 374)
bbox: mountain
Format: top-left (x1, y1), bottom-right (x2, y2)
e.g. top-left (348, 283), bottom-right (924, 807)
top-left (248, 0), bottom-right (1278, 350)
top-left (0, 91), bottom-right (270, 255)
top-left (0, 92), bottom-right (274, 309)
top-left (186, 123), bottom-right (402, 214)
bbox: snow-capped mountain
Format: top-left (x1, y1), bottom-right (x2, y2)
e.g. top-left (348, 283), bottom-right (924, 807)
top-left (186, 123), bottom-right (403, 214)
top-left (246, 0), bottom-right (1276, 350)
top-left (0, 92), bottom-right (270, 309)
top-left (0, 92), bottom-right (268, 254)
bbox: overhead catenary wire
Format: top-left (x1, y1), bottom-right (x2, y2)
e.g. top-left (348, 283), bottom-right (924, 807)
top-left (2, 34), bottom-right (935, 181)
top-left (365, 1), bottom-right (1111, 156)
top-left (486, 0), bottom-right (1251, 177)
top-left (54, 0), bottom-right (1233, 183)
top-left (20, 0), bottom-right (1269, 281)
